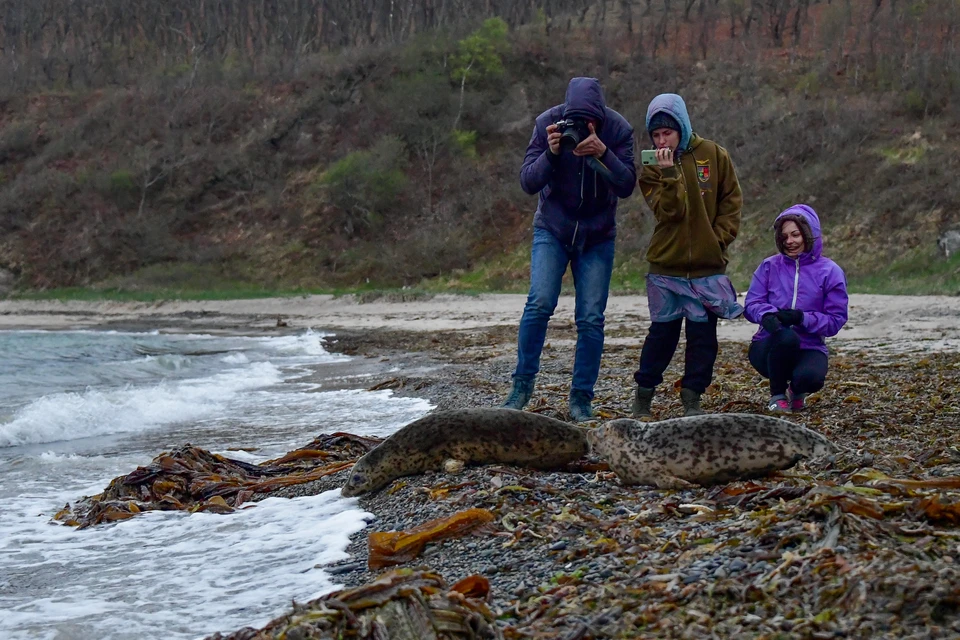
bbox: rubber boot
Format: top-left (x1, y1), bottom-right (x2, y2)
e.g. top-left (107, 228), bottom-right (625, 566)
top-left (632, 386), bottom-right (654, 418)
top-left (501, 376), bottom-right (535, 411)
top-left (680, 388), bottom-right (705, 417)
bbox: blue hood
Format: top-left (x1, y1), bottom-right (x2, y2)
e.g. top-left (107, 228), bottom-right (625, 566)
top-left (645, 93), bottom-right (693, 153)
top-left (563, 77), bottom-right (606, 124)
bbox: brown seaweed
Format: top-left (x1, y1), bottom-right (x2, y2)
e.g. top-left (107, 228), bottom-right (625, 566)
top-left (204, 568), bottom-right (503, 640)
top-left (368, 508), bottom-right (495, 570)
top-left (52, 432), bottom-right (383, 528)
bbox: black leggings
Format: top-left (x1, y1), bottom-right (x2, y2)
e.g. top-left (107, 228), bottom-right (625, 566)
top-left (748, 329), bottom-right (828, 396)
top-left (634, 312), bottom-right (719, 395)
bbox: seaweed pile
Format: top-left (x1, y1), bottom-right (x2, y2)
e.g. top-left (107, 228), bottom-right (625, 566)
top-left (205, 568), bottom-right (503, 640)
top-left (316, 336), bottom-right (960, 638)
top-left (52, 432), bottom-right (382, 528)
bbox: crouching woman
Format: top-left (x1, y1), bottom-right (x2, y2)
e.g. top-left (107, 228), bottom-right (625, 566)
top-left (743, 204), bottom-right (849, 412)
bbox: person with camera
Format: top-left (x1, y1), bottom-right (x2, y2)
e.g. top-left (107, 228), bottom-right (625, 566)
top-left (501, 76), bottom-right (636, 422)
top-left (743, 204), bottom-right (848, 412)
top-left (631, 93), bottom-right (743, 418)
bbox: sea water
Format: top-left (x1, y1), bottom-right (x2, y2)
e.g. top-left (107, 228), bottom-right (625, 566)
top-left (0, 329), bottom-right (432, 639)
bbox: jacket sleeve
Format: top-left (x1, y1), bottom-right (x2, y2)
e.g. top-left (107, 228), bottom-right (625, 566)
top-left (743, 261), bottom-right (779, 324)
top-left (639, 164), bottom-right (686, 223)
top-left (594, 126), bottom-right (636, 198)
top-left (800, 263), bottom-right (849, 338)
top-left (712, 147), bottom-right (742, 251)
top-left (519, 121), bottom-right (558, 195)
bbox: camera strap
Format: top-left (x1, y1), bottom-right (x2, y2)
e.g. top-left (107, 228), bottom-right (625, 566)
top-left (585, 156), bottom-right (614, 183)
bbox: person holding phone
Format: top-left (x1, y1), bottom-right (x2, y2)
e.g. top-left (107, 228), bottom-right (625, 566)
top-left (631, 93), bottom-right (743, 418)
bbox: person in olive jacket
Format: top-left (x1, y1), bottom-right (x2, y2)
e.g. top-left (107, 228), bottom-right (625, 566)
top-left (632, 93), bottom-right (743, 418)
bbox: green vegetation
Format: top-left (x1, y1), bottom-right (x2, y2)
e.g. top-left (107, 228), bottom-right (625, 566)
top-left (848, 249), bottom-right (960, 295)
top-left (450, 18), bottom-right (509, 84)
top-left (313, 136), bottom-right (409, 236)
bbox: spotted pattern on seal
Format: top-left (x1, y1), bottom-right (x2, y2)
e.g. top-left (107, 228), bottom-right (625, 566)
top-left (585, 413), bottom-right (839, 489)
top-left (340, 408), bottom-right (588, 497)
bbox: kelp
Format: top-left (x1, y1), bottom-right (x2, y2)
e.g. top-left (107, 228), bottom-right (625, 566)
top-left (52, 432), bottom-right (382, 528)
top-left (368, 508), bottom-right (496, 570)
top-left (339, 344), bottom-right (960, 638)
top-left (204, 568), bottom-right (502, 640)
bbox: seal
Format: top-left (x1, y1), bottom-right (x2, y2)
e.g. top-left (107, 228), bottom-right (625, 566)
top-left (340, 408), bottom-right (589, 497)
top-left (585, 413), bottom-right (839, 489)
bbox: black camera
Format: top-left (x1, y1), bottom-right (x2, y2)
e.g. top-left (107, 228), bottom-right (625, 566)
top-left (555, 117), bottom-right (591, 153)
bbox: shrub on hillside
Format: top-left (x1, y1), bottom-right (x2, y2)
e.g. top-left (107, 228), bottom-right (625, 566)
top-left (312, 136), bottom-right (408, 236)
top-left (0, 121), bottom-right (37, 160)
top-left (0, 167), bottom-right (77, 220)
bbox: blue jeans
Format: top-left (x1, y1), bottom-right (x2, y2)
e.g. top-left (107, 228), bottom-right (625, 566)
top-left (513, 227), bottom-right (615, 399)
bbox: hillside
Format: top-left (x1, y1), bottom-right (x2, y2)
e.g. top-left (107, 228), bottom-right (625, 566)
top-left (1, 0), bottom-right (959, 297)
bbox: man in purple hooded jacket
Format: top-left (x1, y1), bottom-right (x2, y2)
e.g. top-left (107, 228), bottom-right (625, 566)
top-left (501, 77), bottom-right (636, 421)
top-left (744, 204), bottom-right (849, 412)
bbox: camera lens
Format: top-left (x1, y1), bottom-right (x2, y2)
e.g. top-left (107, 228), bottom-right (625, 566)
top-left (559, 129), bottom-right (581, 153)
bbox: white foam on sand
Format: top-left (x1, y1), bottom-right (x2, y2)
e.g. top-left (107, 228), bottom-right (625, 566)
top-left (0, 490), bottom-right (371, 640)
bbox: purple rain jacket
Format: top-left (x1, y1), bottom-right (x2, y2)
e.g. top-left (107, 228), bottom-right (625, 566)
top-left (520, 77), bottom-right (636, 250)
top-left (743, 204), bottom-right (849, 354)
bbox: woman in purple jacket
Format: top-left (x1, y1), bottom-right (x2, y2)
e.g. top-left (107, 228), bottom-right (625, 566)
top-left (743, 204), bottom-right (848, 412)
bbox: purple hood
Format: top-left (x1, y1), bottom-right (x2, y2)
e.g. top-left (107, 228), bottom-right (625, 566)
top-left (563, 77), bottom-right (607, 124)
top-left (743, 204), bottom-right (849, 353)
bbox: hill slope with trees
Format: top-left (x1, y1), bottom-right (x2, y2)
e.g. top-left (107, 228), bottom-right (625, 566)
top-left (1, 0), bottom-right (959, 296)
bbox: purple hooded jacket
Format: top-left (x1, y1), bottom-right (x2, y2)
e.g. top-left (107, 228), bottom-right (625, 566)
top-left (520, 77), bottom-right (636, 250)
top-left (743, 204), bottom-right (849, 354)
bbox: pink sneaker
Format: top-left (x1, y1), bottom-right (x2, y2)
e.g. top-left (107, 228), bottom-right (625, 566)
top-left (787, 389), bottom-right (807, 413)
top-left (767, 395), bottom-right (790, 413)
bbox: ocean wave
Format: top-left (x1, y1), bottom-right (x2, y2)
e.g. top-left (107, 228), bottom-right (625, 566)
top-left (0, 362), bottom-right (283, 447)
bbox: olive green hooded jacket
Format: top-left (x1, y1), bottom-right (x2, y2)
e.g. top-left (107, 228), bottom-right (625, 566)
top-left (640, 126), bottom-right (742, 278)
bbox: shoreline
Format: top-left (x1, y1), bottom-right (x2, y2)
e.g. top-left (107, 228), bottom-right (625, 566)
top-left (3, 293), bottom-right (960, 348)
top-left (3, 294), bottom-right (959, 637)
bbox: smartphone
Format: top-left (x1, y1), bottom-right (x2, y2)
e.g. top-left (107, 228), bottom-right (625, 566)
top-left (640, 149), bottom-right (658, 166)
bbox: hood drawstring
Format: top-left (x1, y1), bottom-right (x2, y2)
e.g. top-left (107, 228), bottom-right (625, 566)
top-left (577, 157), bottom-right (601, 212)
top-left (577, 157), bottom-right (586, 211)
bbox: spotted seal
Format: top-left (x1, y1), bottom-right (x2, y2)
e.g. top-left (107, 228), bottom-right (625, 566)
top-left (340, 408), bottom-right (588, 497)
top-left (586, 413), bottom-right (839, 489)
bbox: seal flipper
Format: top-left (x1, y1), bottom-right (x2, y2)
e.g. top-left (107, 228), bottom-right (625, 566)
top-left (443, 458), bottom-right (466, 473)
top-left (610, 460), bottom-right (697, 490)
top-left (647, 471), bottom-right (697, 490)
